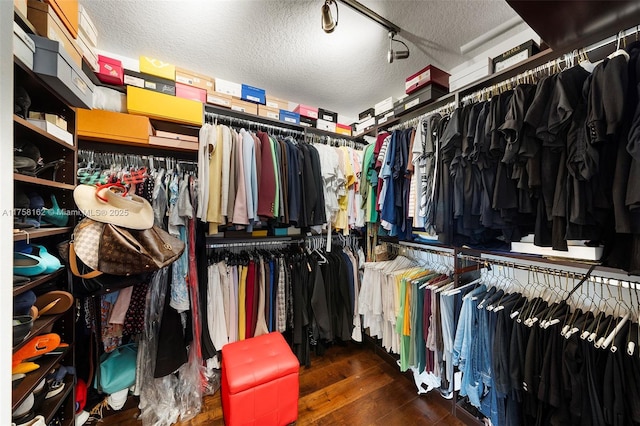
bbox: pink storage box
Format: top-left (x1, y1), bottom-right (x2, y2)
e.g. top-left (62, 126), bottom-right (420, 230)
top-left (97, 55), bottom-right (124, 85)
top-left (176, 82), bottom-right (206, 103)
top-left (293, 104), bottom-right (318, 120)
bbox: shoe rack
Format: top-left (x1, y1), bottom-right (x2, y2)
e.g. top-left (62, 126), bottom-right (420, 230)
top-left (13, 22), bottom-right (77, 426)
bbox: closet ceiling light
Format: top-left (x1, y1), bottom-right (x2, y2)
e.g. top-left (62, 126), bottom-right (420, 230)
top-left (322, 0), bottom-right (409, 63)
top-left (322, 0), bottom-right (338, 33)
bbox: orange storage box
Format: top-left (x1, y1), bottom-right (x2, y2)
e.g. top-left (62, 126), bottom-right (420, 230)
top-left (77, 109), bottom-right (151, 145)
top-left (44, 0), bottom-right (78, 38)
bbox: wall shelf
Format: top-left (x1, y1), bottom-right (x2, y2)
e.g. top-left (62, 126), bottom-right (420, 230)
top-left (13, 227), bottom-right (73, 242)
top-left (14, 115), bottom-right (76, 151)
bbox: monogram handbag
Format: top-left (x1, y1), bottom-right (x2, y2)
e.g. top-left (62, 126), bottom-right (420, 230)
top-left (67, 217), bottom-right (185, 277)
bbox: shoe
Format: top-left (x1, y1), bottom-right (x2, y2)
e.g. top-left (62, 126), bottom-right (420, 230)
top-left (14, 86), bottom-right (31, 119)
top-left (34, 159), bottom-right (66, 182)
top-left (13, 315), bottom-right (33, 346)
top-left (75, 411), bottom-right (90, 426)
top-left (41, 195), bottom-right (69, 227)
top-left (12, 391), bottom-right (34, 420)
top-left (14, 156), bottom-right (37, 175)
top-left (34, 291), bottom-right (73, 316)
top-left (16, 243), bottom-right (62, 274)
top-left (14, 415), bottom-right (45, 426)
top-left (12, 362), bottom-right (40, 375)
top-left (14, 252), bottom-right (46, 277)
top-left (12, 333), bottom-right (61, 368)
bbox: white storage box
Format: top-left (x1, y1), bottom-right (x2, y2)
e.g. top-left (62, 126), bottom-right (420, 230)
top-left (77, 32), bottom-right (98, 71)
top-left (78, 5), bottom-right (98, 47)
top-left (316, 119), bottom-right (336, 133)
top-left (14, 22), bottom-right (35, 70)
top-left (374, 96), bottom-right (395, 116)
top-left (215, 78), bottom-right (242, 98)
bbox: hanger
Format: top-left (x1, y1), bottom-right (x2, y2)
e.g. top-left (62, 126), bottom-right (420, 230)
top-left (609, 30), bottom-right (630, 60)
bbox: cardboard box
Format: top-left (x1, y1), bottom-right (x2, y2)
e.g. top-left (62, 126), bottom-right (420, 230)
top-left (29, 34), bottom-right (93, 109)
top-left (394, 84), bottom-right (449, 117)
top-left (265, 95), bottom-right (289, 111)
top-left (405, 65), bottom-right (450, 94)
top-left (279, 110), bottom-right (300, 125)
top-left (44, 0), bottom-right (78, 38)
top-left (206, 92), bottom-right (232, 108)
top-left (176, 82), bottom-right (206, 103)
top-left (96, 49), bottom-right (139, 72)
top-left (139, 55), bottom-right (175, 81)
top-left (28, 0), bottom-right (82, 67)
top-left (78, 5), bottom-right (97, 47)
top-left (374, 97), bottom-right (395, 116)
top-left (148, 135), bottom-right (198, 152)
top-left (28, 111), bottom-right (67, 131)
top-left (214, 78), bottom-right (241, 97)
top-left (492, 40), bottom-right (540, 73)
top-left (13, 21), bottom-right (35, 70)
top-left (153, 129), bottom-right (198, 143)
top-left (27, 118), bottom-right (73, 145)
top-left (241, 84), bottom-right (266, 104)
top-left (77, 32), bottom-right (98, 71)
top-left (77, 108), bottom-right (151, 145)
top-left (15, 0), bottom-right (28, 18)
top-left (293, 104), bottom-right (318, 119)
top-left (124, 69), bottom-right (175, 95)
top-left (175, 67), bottom-right (214, 93)
top-left (318, 108), bottom-right (337, 123)
top-left (299, 115), bottom-right (316, 127)
top-left (316, 119), bottom-right (336, 133)
top-left (127, 86), bottom-right (203, 126)
top-left (230, 98), bottom-right (258, 115)
top-left (335, 123), bottom-right (352, 136)
top-left (258, 105), bottom-right (280, 121)
top-left (356, 116), bottom-right (375, 133)
top-left (97, 55), bottom-right (123, 85)
top-left (376, 110), bottom-right (394, 126)
top-left (358, 108), bottom-right (375, 121)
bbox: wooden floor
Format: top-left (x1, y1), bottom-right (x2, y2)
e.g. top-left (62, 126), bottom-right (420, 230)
top-left (104, 342), bottom-right (464, 425)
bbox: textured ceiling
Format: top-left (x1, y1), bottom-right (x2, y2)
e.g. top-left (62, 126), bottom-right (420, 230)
top-left (80, 0), bottom-right (521, 121)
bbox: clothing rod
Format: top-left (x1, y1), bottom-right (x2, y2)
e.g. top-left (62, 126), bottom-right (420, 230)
top-left (395, 240), bottom-right (455, 255)
top-left (388, 100), bottom-right (457, 131)
top-left (461, 24), bottom-right (640, 104)
top-left (204, 111), bottom-right (305, 136)
top-left (206, 237), bottom-right (297, 249)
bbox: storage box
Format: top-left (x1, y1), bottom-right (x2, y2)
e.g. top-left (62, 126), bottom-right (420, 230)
top-left (299, 116), bottom-right (316, 128)
top-left (206, 92), bottom-right (232, 108)
top-left (175, 67), bottom-right (214, 93)
top-left (374, 97), bottom-right (395, 116)
top-left (265, 95), bottom-right (289, 111)
top-left (316, 119), bottom-right (336, 133)
top-left (511, 239), bottom-right (602, 261)
top-left (97, 55), bottom-right (123, 85)
top-left (28, 111), bottom-right (67, 131)
top-left (405, 65), bottom-right (450, 94)
top-left (317, 108), bottom-right (338, 123)
top-left (124, 70), bottom-right (175, 95)
top-left (376, 110), bottom-right (394, 126)
top-left (153, 129), bottom-right (198, 143)
top-left (394, 84), bottom-right (449, 117)
top-left (176, 82), bottom-right (206, 103)
top-left (231, 98), bottom-right (258, 115)
top-left (214, 78), bottom-right (242, 97)
top-left (78, 109), bottom-right (150, 145)
top-left (44, 0), bottom-right (78, 38)
top-left (127, 86), bottom-right (203, 126)
top-left (359, 108), bottom-right (375, 121)
top-left (279, 110), bottom-right (300, 125)
top-left (293, 104), bottom-right (318, 119)
top-left (258, 105), bottom-right (280, 120)
top-left (13, 22), bottom-right (35, 70)
top-left (28, 0), bottom-right (82, 67)
top-left (29, 34), bottom-right (94, 109)
top-left (77, 32), bottom-right (98, 71)
top-left (27, 118), bottom-right (73, 145)
top-left (148, 135), bottom-right (198, 151)
top-left (335, 123), bottom-right (352, 136)
top-left (241, 84), bottom-right (266, 104)
top-left (356, 116), bottom-right (375, 133)
top-left (139, 55), bottom-right (175, 81)
top-left (492, 40), bottom-right (540, 73)
top-left (15, 0), bottom-right (28, 18)
top-left (96, 49), bottom-right (139, 72)
top-left (78, 5), bottom-right (97, 47)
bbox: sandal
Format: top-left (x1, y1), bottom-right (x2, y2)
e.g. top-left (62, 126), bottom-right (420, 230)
top-left (34, 159), bottom-right (66, 182)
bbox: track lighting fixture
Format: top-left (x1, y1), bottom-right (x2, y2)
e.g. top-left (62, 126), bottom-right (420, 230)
top-left (321, 0), bottom-right (409, 64)
top-left (387, 31), bottom-right (410, 63)
top-left (322, 0), bottom-right (338, 33)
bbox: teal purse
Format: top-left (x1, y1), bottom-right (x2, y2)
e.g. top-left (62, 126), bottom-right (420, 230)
top-left (98, 343), bottom-right (138, 394)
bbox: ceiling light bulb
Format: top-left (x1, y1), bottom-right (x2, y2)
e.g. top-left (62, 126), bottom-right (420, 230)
top-left (322, 0), bottom-right (338, 33)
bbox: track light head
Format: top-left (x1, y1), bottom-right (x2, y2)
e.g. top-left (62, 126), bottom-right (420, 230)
top-left (387, 31), bottom-right (410, 63)
top-left (322, 0), bottom-right (338, 33)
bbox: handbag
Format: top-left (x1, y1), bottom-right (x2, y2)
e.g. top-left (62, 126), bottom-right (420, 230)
top-left (67, 217), bottom-right (185, 278)
top-left (98, 343), bottom-right (137, 394)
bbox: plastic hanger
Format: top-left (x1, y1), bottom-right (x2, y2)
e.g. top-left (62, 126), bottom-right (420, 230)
top-left (608, 31), bottom-right (630, 60)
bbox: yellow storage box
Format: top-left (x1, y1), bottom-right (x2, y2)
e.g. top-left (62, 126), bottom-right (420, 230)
top-left (127, 86), bottom-right (203, 126)
top-left (139, 56), bottom-right (176, 81)
top-left (77, 108), bottom-right (151, 145)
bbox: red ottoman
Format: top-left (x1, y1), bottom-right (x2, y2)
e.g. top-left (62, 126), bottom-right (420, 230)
top-left (221, 332), bottom-right (299, 425)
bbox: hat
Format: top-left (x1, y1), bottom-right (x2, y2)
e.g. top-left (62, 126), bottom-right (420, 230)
top-left (13, 316), bottom-right (33, 346)
top-left (34, 291), bottom-right (73, 316)
top-left (14, 291), bottom-right (36, 316)
top-left (73, 184), bottom-right (153, 230)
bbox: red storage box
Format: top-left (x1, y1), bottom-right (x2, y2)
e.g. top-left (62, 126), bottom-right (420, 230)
top-left (222, 332), bottom-right (299, 425)
top-left (176, 82), bottom-right (206, 103)
top-left (293, 104), bottom-right (318, 119)
top-left (405, 65), bottom-right (450, 95)
top-left (97, 55), bottom-right (123, 85)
